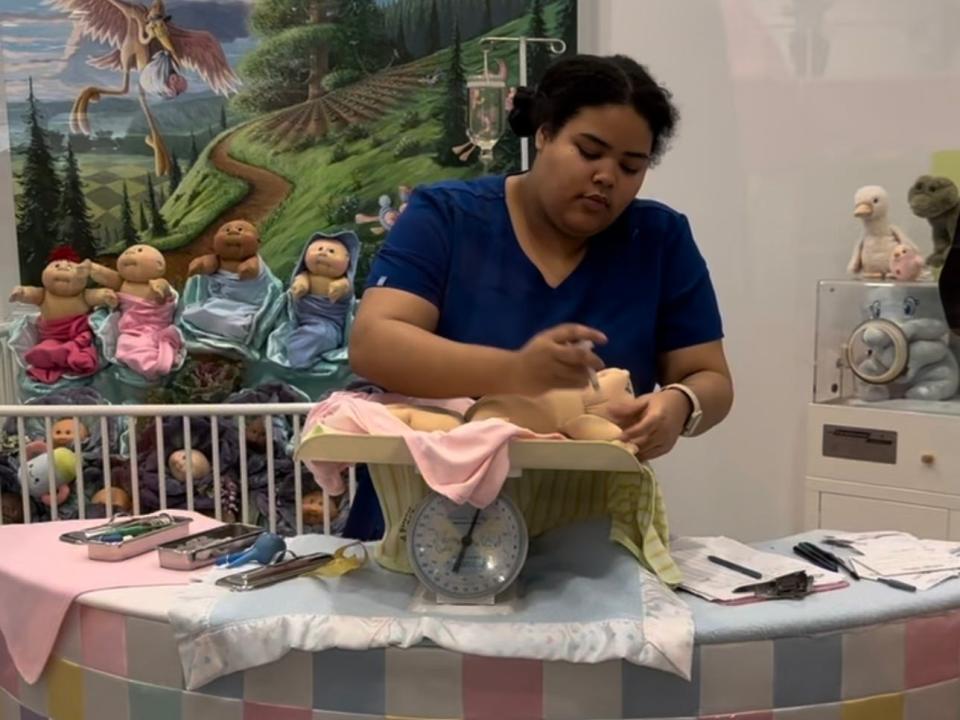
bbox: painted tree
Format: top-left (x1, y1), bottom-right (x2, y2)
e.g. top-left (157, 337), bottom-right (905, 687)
top-left (119, 183), bottom-right (139, 248)
top-left (145, 174), bottom-right (168, 236)
top-left (427, 0), bottom-right (441, 54)
top-left (15, 78), bottom-right (62, 284)
top-left (526, 0), bottom-right (550, 84)
top-left (189, 132), bottom-right (200, 168)
top-left (138, 202), bottom-right (149, 233)
top-left (556, 0), bottom-right (577, 55)
top-left (220, 104), bottom-right (228, 131)
top-left (395, 14), bottom-right (412, 62)
top-left (168, 152), bottom-right (183, 194)
top-left (483, 0), bottom-right (493, 31)
top-left (57, 140), bottom-right (97, 261)
top-left (435, 21), bottom-right (467, 166)
top-left (233, 0), bottom-right (341, 114)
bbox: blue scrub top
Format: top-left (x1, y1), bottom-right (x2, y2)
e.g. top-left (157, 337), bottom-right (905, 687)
top-left (366, 175), bottom-right (723, 393)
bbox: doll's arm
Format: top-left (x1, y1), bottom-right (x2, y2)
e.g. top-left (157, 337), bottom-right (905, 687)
top-left (237, 255), bottom-right (260, 280)
top-left (84, 288), bottom-right (119, 309)
top-left (148, 278), bottom-right (173, 303)
top-left (290, 272), bottom-right (310, 299)
top-left (328, 277), bottom-right (353, 302)
top-left (188, 254), bottom-right (220, 276)
top-left (86, 262), bottom-right (122, 290)
top-left (9, 286), bottom-right (43, 305)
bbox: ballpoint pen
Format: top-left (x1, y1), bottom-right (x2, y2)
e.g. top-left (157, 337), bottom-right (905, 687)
top-left (707, 554), bottom-right (762, 579)
top-left (793, 543), bottom-right (837, 573)
top-left (807, 541), bottom-right (860, 580)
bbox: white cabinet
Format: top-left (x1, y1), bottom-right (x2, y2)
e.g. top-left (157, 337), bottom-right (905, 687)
top-left (806, 402), bottom-right (960, 539)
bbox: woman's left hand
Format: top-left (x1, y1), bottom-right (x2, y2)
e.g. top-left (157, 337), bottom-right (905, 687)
top-left (605, 390), bottom-right (690, 460)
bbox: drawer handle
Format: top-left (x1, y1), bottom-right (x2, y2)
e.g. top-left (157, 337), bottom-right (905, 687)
top-left (921, 453), bottom-right (936, 466)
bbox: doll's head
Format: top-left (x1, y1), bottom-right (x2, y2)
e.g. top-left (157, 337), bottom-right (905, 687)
top-left (167, 449), bottom-right (212, 483)
top-left (52, 419), bottom-right (89, 448)
top-left (42, 247), bottom-right (89, 298)
top-left (908, 175), bottom-right (960, 219)
top-left (304, 239), bottom-right (350, 279)
top-left (1, 493), bottom-right (22, 524)
top-left (91, 486), bottom-right (132, 512)
top-left (245, 417), bottom-right (267, 450)
top-left (117, 244), bottom-right (166, 283)
top-left (302, 490), bottom-right (339, 525)
top-left (213, 221), bottom-right (260, 262)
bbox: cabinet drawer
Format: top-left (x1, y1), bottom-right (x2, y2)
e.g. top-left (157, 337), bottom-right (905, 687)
top-left (819, 492), bottom-right (949, 539)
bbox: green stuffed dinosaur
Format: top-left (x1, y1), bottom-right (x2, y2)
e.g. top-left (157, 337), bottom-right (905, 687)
top-left (908, 175), bottom-right (960, 269)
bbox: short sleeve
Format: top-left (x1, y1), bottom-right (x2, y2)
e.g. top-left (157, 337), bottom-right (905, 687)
top-left (656, 213), bottom-right (724, 352)
top-left (365, 187), bottom-right (451, 308)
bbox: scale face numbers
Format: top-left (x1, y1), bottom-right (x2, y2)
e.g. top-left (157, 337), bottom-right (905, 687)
top-left (407, 493), bottom-right (528, 603)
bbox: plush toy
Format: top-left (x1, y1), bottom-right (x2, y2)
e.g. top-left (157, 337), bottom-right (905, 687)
top-left (25, 447), bottom-right (77, 505)
top-left (302, 490), bottom-right (340, 526)
top-left (889, 245), bottom-right (926, 281)
top-left (847, 185), bottom-right (917, 278)
top-left (9, 247), bottom-right (118, 382)
top-left (464, 368), bottom-right (635, 442)
top-left (853, 287), bottom-right (959, 401)
top-left (51, 418), bottom-right (89, 449)
top-left (908, 175), bottom-right (960, 270)
top-left (354, 186), bottom-right (411, 235)
top-left (188, 220), bottom-right (261, 280)
top-left (89, 244), bottom-right (182, 378)
top-left (167, 449), bottom-right (212, 483)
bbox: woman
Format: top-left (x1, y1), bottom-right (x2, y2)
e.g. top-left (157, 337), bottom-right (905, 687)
top-left (344, 54), bottom-right (733, 537)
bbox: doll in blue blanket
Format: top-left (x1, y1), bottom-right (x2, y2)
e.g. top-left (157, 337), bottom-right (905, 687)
top-left (287, 236), bottom-right (354, 368)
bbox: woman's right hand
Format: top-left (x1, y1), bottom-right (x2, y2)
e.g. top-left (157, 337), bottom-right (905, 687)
top-left (510, 324), bottom-right (607, 394)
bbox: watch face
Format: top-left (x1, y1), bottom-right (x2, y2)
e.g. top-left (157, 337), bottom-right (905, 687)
top-left (407, 493), bottom-right (528, 601)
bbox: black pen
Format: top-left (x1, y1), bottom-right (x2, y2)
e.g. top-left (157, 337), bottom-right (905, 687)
top-left (877, 577), bottom-right (916, 592)
top-left (808, 542), bottom-right (860, 580)
top-left (793, 544), bottom-right (837, 572)
top-left (707, 554), bottom-right (762, 579)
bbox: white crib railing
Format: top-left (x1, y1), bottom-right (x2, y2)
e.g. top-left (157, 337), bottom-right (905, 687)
top-left (0, 404), bottom-right (356, 535)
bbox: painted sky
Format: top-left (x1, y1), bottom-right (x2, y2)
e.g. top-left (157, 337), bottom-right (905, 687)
top-left (0, 0), bottom-right (254, 102)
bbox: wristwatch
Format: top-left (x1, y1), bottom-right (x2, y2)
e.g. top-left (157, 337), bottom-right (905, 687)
top-left (661, 383), bottom-right (703, 437)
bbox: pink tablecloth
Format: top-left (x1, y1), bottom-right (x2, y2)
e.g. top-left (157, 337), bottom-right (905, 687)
top-left (0, 512), bottom-right (220, 683)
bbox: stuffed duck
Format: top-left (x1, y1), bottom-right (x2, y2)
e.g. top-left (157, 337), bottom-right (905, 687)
top-left (847, 185), bottom-right (918, 279)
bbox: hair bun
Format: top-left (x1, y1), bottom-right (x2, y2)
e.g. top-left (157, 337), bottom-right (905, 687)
top-left (507, 86), bottom-right (539, 138)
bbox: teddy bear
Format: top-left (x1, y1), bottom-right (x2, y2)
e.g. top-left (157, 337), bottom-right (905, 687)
top-left (291, 238), bottom-right (353, 303)
top-left (9, 247), bottom-right (118, 382)
top-left (188, 220), bottom-right (261, 280)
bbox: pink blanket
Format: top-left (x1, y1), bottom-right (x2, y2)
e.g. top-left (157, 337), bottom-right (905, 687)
top-left (304, 393), bottom-right (560, 508)
top-left (115, 293), bottom-right (183, 379)
top-left (24, 313), bottom-right (98, 383)
top-left (0, 511), bottom-right (220, 683)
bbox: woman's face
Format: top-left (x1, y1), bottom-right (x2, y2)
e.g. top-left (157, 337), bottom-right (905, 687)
top-left (533, 103), bottom-right (654, 239)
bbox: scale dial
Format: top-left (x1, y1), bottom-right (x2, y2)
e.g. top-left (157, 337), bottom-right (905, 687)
top-left (407, 493), bottom-right (528, 602)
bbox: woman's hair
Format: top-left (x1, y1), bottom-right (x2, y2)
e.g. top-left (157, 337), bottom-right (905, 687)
top-left (508, 54), bottom-right (679, 164)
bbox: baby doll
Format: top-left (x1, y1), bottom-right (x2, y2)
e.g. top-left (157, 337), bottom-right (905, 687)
top-left (91, 486), bottom-right (132, 513)
top-left (290, 238), bottom-right (352, 303)
top-left (465, 368), bottom-right (635, 443)
top-left (1, 493), bottom-right (22, 524)
top-left (245, 417), bottom-right (268, 451)
top-left (9, 247), bottom-right (118, 382)
top-left (188, 220), bottom-right (261, 280)
top-left (89, 244), bottom-right (182, 378)
top-left (51, 418), bottom-right (89, 448)
top-left (302, 490), bottom-right (340, 526)
top-left (286, 234), bottom-right (358, 368)
top-left (167, 449), bottom-right (212, 483)
top-left (88, 244), bottom-right (173, 303)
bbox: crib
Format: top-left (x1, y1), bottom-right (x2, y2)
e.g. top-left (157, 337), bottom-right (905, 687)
top-left (0, 320), bottom-right (349, 536)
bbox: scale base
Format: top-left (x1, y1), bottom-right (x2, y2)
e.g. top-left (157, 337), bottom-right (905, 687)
top-left (409, 583), bottom-right (521, 614)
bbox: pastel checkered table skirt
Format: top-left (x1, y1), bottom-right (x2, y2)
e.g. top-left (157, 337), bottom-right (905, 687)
top-left (2, 594), bottom-right (959, 719)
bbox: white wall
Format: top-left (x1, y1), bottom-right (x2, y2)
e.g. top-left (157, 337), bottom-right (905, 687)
top-left (581, 0), bottom-right (960, 540)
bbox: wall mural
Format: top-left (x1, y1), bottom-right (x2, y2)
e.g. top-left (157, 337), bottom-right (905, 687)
top-left (0, 0), bottom-right (578, 291)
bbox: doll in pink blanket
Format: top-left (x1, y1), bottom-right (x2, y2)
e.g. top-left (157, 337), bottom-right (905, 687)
top-left (88, 245), bottom-right (182, 379)
top-left (9, 247), bottom-right (118, 383)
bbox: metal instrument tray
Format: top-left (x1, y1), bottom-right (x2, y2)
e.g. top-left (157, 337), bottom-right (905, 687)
top-left (84, 514), bottom-right (193, 562)
top-left (215, 552), bottom-right (333, 591)
top-left (157, 523), bottom-right (264, 571)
